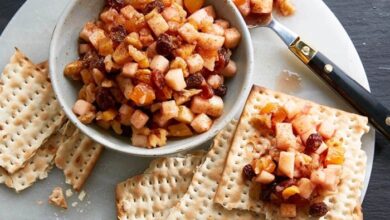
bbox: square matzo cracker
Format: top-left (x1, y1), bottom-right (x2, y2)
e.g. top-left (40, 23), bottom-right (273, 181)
top-left (0, 50), bottom-right (65, 173)
top-left (214, 86), bottom-right (369, 219)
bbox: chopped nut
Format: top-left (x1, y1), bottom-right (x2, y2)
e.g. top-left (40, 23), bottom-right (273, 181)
top-left (49, 187), bottom-right (67, 209)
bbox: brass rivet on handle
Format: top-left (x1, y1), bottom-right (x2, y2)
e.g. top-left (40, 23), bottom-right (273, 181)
top-left (324, 64), bottom-right (333, 73)
top-left (386, 117), bottom-right (390, 126)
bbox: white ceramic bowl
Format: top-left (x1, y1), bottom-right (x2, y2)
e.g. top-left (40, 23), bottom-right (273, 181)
top-left (49, 0), bottom-right (254, 156)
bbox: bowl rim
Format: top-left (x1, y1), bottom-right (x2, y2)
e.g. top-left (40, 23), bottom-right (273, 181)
top-left (49, 0), bottom-right (254, 157)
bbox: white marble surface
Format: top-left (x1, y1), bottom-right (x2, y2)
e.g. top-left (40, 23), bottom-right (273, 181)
top-left (0, 0), bottom-right (374, 219)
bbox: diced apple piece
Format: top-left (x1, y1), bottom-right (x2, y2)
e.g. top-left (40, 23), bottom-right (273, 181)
top-left (197, 33), bottom-right (225, 50)
top-left (207, 75), bottom-right (223, 89)
top-left (162, 6), bottom-right (180, 21)
top-left (224, 28), bottom-right (241, 49)
top-left (100, 8), bottom-right (119, 23)
top-left (191, 113), bottom-right (212, 133)
top-left (292, 114), bottom-right (316, 135)
top-left (122, 62), bottom-right (138, 78)
top-left (215, 19), bottom-right (230, 29)
top-left (310, 169), bottom-right (326, 186)
top-left (297, 178), bottom-right (315, 199)
top-left (120, 5), bottom-right (142, 20)
top-left (283, 100), bottom-right (300, 120)
top-left (203, 24), bottom-right (225, 36)
top-left (318, 120), bottom-right (336, 139)
top-left (150, 55), bottom-right (170, 73)
top-left (175, 44), bottom-right (196, 60)
top-left (202, 56), bottom-right (216, 71)
top-left (251, 0), bottom-right (273, 14)
top-left (190, 96), bottom-right (209, 114)
top-left (113, 43), bottom-right (131, 65)
top-left (132, 133), bottom-right (148, 147)
top-left (186, 54), bottom-right (204, 73)
top-left (275, 123), bottom-right (297, 150)
top-left (221, 60), bottom-right (237, 77)
top-left (280, 203), bottom-right (296, 218)
top-left (234, 0), bottom-right (250, 17)
top-left (161, 100), bottom-right (179, 120)
top-left (188, 6), bottom-right (215, 27)
top-left (165, 69), bottom-right (187, 91)
top-left (146, 12), bottom-right (169, 36)
top-left (153, 112), bottom-right (170, 127)
top-left (168, 123), bottom-right (193, 137)
top-left (116, 76), bottom-right (134, 99)
top-left (255, 170), bottom-right (275, 184)
top-left (130, 110), bottom-right (149, 129)
top-left (206, 95), bottom-right (224, 117)
top-left (178, 23), bottom-right (199, 43)
top-left (315, 142), bottom-right (328, 154)
top-left (73, 99), bottom-right (94, 116)
top-left (80, 22), bottom-right (97, 42)
top-left (170, 57), bottom-right (189, 77)
top-left (175, 106), bottom-right (194, 123)
top-left (119, 104), bottom-right (134, 126)
top-left (278, 151), bottom-right (295, 178)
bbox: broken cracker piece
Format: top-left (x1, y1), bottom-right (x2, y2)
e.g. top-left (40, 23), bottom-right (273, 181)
top-left (0, 131), bottom-right (62, 192)
top-left (49, 187), bottom-right (68, 209)
top-left (55, 123), bottom-right (103, 191)
top-left (116, 152), bottom-right (205, 220)
top-left (0, 49), bottom-right (65, 173)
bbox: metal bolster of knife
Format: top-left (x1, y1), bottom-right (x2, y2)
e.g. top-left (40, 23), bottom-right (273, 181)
top-left (289, 38), bottom-right (318, 64)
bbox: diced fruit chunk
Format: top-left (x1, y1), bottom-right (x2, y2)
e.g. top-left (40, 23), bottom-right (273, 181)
top-left (161, 100), bottom-right (179, 120)
top-left (280, 203), bottom-right (296, 218)
top-left (251, 0), bottom-right (273, 14)
top-left (254, 170), bottom-right (275, 184)
top-left (282, 185), bottom-right (300, 200)
top-left (283, 100), bottom-right (300, 120)
top-left (132, 133), bottom-right (148, 147)
top-left (175, 105), bottom-right (194, 123)
top-left (325, 143), bottom-right (345, 165)
top-left (191, 113), bottom-right (212, 133)
top-left (275, 123), bottom-right (296, 150)
top-left (206, 95), bottom-right (224, 117)
top-left (221, 60), bottom-right (237, 77)
top-left (297, 178), bottom-right (315, 199)
top-left (64, 61), bottom-right (83, 80)
top-left (150, 55), bottom-right (170, 73)
top-left (186, 54), bottom-right (204, 73)
top-left (128, 45), bottom-right (149, 68)
top-left (178, 23), bottom-right (199, 43)
top-left (224, 28), bottom-right (241, 48)
top-left (188, 6), bottom-right (215, 27)
top-left (184, 0), bottom-right (205, 14)
top-left (165, 69), bottom-right (187, 91)
top-left (73, 99), bottom-right (95, 116)
top-left (292, 114), bottom-right (316, 135)
top-left (190, 96), bottom-right (209, 114)
top-left (130, 110), bottom-right (149, 129)
top-left (318, 120), bottom-right (336, 139)
top-left (148, 129), bottom-right (168, 148)
top-left (168, 123), bottom-right (193, 137)
top-left (122, 62), bottom-right (139, 77)
top-left (197, 33), bottom-right (225, 50)
top-left (119, 104), bottom-right (134, 126)
top-left (207, 75), bottom-right (223, 89)
top-left (278, 151), bottom-right (295, 178)
top-left (146, 12), bottom-right (169, 36)
top-left (129, 83), bottom-right (156, 106)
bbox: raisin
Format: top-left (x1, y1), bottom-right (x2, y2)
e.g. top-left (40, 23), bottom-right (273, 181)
top-left (96, 87), bottom-right (116, 110)
top-left (242, 164), bottom-right (256, 181)
top-left (151, 70), bottom-right (166, 91)
top-left (200, 84), bottom-right (214, 99)
top-left (110, 25), bottom-right (127, 43)
top-left (143, 0), bottom-right (165, 14)
top-left (156, 34), bottom-right (176, 58)
top-left (106, 0), bottom-right (125, 11)
top-left (309, 202), bottom-right (328, 217)
top-left (215, 47), bottom-right (231, 72)
top-left (186, 73), bottom-right (204, 89)
top-left (306, 133), bottom-right (323, 153)
top-left (214, 85), bottom-right (227, 97)
top-left (83, 52), bottom-right (105, 71)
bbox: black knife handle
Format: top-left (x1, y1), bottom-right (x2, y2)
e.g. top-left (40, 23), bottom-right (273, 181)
top-left (307, 51), bottom-right (390, 140)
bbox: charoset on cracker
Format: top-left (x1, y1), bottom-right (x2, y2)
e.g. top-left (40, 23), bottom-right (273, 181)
top-left (49, 186), bottom-right (68, 209)
top-left (215, 86), bottom-right (369, 219)
top-left (0, 49), bottom-right (65, 173)
top-left (167, 120), bottom-right (263, 220)
top-left (0, 132), bottom-right (62, 192)
top-left (55, 122), bottom-right (104, 191)
top-left (116, 152), bottom-right (205, 220)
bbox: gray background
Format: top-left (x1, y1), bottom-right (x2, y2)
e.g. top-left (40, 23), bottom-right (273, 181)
top-left (0, 0), bottom-right (389, 219)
